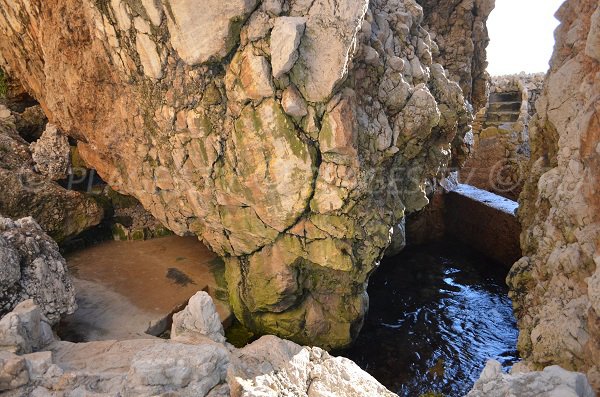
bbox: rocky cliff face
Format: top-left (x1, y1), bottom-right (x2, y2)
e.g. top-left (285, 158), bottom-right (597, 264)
top-left (0, 106), bottom-right (104, 242)
top-left (416, 0), bottom-right (495, 111)
top-left (507, 0), bottom-right (600, 388)
top-left (0, 0), bottom-right (472, 348)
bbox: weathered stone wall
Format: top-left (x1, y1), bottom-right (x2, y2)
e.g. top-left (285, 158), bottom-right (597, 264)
top-left (507, 0), bottom-right (600, 388)
top-left (0, 0), bottom-right (474, 348)
top-left (460, 73), bottom-right (544, 200)
top-left (416, 0), bottom-right (495, 111)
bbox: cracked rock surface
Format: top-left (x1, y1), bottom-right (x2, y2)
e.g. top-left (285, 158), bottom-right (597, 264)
top-left (0, 0), bottom-right (472, 348)
top-left (0, 217), bottom-right (76, 324)
top-left (506, 0), bottom-right (600, 389)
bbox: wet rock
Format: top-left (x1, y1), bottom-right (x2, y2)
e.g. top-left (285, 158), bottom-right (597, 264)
top-left (30, 124), bottom-right (70, 181)
top-left (467, 360), bottom-right (595, 397)
top-left (171, 291), bottom-right (226, 344)
top-left (0, 217), bottom-right (76, 324)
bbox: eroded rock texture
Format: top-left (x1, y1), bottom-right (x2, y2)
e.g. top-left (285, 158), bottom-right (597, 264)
top-left (0, 106), bottom-right (104, 242)
top-left (0, 0), bottom-right (471, 347)
top-left (416, 0), bottom-right (495, 111)
top-left (0, 217), bottom-right (76, 324)
top-left (507, 0), bottom-right (600, 388)
top-left (0, 299), bottom-right (396, 396)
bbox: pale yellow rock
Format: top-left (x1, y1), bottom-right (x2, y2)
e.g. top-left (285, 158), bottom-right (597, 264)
top-left (136, 33), bottom-right (163, 79)
top-left (141, 0), bottom-right (163, 26)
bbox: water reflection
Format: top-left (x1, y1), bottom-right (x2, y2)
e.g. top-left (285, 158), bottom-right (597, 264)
top-left (336, 241), bottom-right (518, 397)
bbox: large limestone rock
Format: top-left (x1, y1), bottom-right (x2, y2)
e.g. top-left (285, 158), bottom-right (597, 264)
top-left (467, 360), bottom-right (595, 397)
top-left (507, 0), bottom-right (600, 389)
top-left (171, 291), bottom-right (226, 344)
top-left (229, 335), bottom-right (397, 397)
top-left (0, 0), bottom-right (473, 348)
top-left (166, 0), bottom-right (258, 65)
top-left (0, 217), bottom-right (76, 324)
top-left (0, 107), bottom-right (104, 242)
top-left (0, 300), bottom-right (54, 354)
top-left (0, 299), bottom-right (396, 397)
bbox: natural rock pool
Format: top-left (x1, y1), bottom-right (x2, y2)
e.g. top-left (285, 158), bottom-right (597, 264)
top-left (335, 241), bottom-right (519, 397)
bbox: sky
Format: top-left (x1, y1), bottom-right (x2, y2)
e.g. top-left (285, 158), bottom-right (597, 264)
top-left (486, 0), bottom-right (565, 76)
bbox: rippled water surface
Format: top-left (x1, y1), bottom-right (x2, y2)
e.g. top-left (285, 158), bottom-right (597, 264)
top-left (336, 241), bottom-right (518, 397)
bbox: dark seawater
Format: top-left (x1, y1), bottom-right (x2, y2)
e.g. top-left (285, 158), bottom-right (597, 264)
top-left (335, 241), bottom-right (518, 397)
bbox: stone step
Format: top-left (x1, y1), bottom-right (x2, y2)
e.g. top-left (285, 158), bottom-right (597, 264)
top-left (485, 111), bottom-right (520, 123)
top-left (489, 91), bottom-right (521, 103)
top-left (482, 120), bottom-right (516, 129)
top-left (488, 101), bottom-right (521, 112)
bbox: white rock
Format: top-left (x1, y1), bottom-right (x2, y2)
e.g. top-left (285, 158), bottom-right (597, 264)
top-left (270, 16), bottom-right (306, 78)
top-left (110, 0), bottom-right (131, 31)
top-left (0, 300), bottom-right (54, 354)
top-left (0, 217), bottom-right (76, 324)
top-left (124, 342), bottom-right (229, 396)
top-left (466, 360), bottom-right (595, 397)
top-left (246, 11), bottom-right (271, 42)
top-left (23, 351), bottom-right (52, 380)
top-left (166, 0), bottom-right (257, 65)
top-left (141, 0), bottom-right (163, 26)
top-left (229, 335), bottom-right (396, 397)
top-left (136, 32), bottom-right (163, 79)
top-left (171, 291), bottom-right (225, 344)
top-left (290, 0), bottom-right (368, 102)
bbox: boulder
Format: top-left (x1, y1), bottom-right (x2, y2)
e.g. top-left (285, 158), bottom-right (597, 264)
top-left (229, 335), bottom-right (397, 397)
top-left (0, 351), bottom-right (28, 392)
top-left (30, 124), bottom-right (70, 181)
top-left (0, 299), bottom-right (396, 397)
top-left (467, 360), bottom-right (595, 397)
top-left (0, 217), bottom-right (76, 323)
top-left (0, 300), bottom-right (54, 354)
top-left (270, 16), bottom-right (306, 78)
top-left (171, 291), bottom-right (226, 344)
